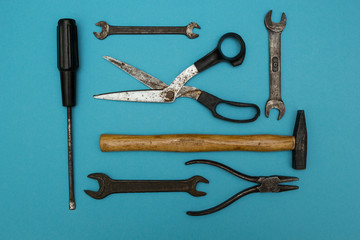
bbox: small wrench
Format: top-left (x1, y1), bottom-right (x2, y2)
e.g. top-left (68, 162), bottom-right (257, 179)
top-left (93, 21), bottom-right (200, 40)
top-left (264, 10), bottom-right (286, 120)
top-left (85, 173), bottom-right (208, 199)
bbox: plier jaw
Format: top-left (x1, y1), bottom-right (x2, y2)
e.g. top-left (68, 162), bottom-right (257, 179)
top-left (257, 176), bottom-right (299, 193)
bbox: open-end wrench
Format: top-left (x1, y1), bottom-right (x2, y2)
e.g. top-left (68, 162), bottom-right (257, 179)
top-left (84, 173), bottom-right (208, 199)
top-left (264, 10), bottom-right (286, 120)
top-left (93, 21), bottom-right (200, 40)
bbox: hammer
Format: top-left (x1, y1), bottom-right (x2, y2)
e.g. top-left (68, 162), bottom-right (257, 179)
top-left (100, 110), bottom-right (307, 170)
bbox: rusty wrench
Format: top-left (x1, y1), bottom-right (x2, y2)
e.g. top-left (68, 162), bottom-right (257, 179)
top-left (84, 173), bottom-right (208, 199)
top-left (94, 21), bottom-right (200, 40)
top-left (264, 10), bottom-right (287, 120)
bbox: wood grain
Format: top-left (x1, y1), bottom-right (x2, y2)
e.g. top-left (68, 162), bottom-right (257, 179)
top-left (100, 134), bottom-right (295, 152)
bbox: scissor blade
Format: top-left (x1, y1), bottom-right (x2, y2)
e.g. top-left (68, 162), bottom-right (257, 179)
top-left (166, 64), bottom-right (199, 97)
top-left (104, 56), bottom-right (168, 90)
top-left (93, 90), bottom-right (171, 103)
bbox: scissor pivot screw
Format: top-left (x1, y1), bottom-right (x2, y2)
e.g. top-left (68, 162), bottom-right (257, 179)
top-left (164, 91), bottom-right (175, 102)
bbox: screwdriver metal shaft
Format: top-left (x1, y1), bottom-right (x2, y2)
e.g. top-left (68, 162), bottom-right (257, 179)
top-left (57, 19), bottom-right (79, 210)
top-left (67, 107), bottom-right (75, 209)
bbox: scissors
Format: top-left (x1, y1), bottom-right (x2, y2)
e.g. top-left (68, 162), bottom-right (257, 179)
top-left (94, 33), bottom-right (260, 123)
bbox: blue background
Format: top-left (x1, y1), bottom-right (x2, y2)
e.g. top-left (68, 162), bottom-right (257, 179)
top-left (1, 0), bottom-right (359, 239)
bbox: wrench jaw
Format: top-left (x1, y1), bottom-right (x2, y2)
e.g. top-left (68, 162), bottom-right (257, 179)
top-left (186, 22), bottom-right (201, 39)
top-left (94, 21), bottom-right (110, 40)
top-left (264, 10), bottom-right (287, 33)
top-left (265, 100), bottom-right (285, 120)
top-left (84, 173), bottom-right (112, 199)
top-left (187, 175), bottom-right (209, 197)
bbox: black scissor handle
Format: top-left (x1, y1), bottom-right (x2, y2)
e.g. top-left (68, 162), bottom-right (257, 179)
top-left (197, 91), bottom-right (260, 123)
top-left (194, 33), bottom-right (246, 72)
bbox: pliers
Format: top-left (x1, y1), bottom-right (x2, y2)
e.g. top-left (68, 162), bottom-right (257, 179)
top-left (186, 160), bottom-right (299, 216)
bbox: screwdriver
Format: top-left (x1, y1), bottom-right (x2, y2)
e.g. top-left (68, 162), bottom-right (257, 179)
top-left (57, 19), bottom-right (79, 210)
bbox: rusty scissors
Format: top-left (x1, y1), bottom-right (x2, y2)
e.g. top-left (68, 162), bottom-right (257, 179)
top-left (94, 33), bottom-right (260, 123)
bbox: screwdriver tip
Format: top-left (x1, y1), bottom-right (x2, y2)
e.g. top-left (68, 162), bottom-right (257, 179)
top-left (69, 201), bottom-right (76, 210)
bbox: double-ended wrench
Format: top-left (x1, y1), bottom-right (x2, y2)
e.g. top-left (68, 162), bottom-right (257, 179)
top-left (85, 173), bottom-right (208, 199)
top-left (264, 10), bottom-right (287, 120)
top-left (94, 21), bottom-right (200, 40)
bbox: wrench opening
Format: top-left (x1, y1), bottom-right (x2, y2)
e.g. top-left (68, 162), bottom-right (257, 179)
top-left (84, 173), bottom-right (112, 199)
top-left (94, 21), bottom-right (110, 40)
top-left (185, 22), bottom-right (201, 39)
top-left (264, 10), bottom-right (287, 33)
top-left (187, 175), bottom-right (209, 197)
top-left (265, 100), bottom-right (285, 120)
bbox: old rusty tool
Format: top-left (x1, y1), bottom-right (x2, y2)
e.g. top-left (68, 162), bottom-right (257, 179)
top-left (93, 21), bottom-right (200, 40)
top-left (94, 33), bottom-right (260, 123)
top-left (186, 160), bottom-right (299, 216)
top-left (84, 173), bottom-right (208, 199)
top-left (57, 19), bottom-right (79, 210)
top-left (100, 110), bottom-right (307, 170)
top-left (264, 10), bottom-right (287, 120)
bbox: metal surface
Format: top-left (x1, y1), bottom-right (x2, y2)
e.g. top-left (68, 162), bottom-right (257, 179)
top-left (94, 56), bottom-right (260, 123)
top-left (186, 160), bottom-right (298, 216)
top-left (93, 21), bottom-right (200, 40)
top-left (94, 64), bottom-right (199, 103)
top-left (101, 56), bottom-right (202, 99)
top-left (264, 10), bottom-right (287, 120)
top-left (94, 89), bottom-right (167, 102)
top-left (161, 64), bottom-right (199, 102)
top-left (84, 173), bottom-right (208, 199)
top-left (293, 110), bottom-right (307, 169)
top-left (67, 107), bottom-right (75, 210)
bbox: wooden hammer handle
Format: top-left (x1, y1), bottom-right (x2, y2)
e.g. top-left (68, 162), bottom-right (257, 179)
top-left (100, 134), bottom-right (295, 152)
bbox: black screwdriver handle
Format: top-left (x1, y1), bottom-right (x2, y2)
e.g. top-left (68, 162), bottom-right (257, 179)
top-left (57, 19), bottom-right (79, 107)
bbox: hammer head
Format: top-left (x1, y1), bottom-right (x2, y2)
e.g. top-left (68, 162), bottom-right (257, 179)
top-left (292, 110), bottom-right (307, 170)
